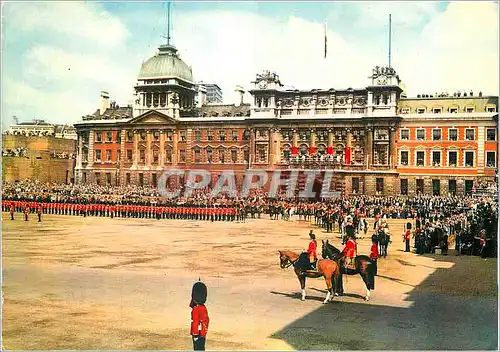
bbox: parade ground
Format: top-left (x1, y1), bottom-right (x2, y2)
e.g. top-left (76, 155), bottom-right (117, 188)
top-left (2, 214), bottom-right (498, 350)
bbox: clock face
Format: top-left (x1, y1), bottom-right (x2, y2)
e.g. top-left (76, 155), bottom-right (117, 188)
top-left (258, 81), bottom-right (268, 89)
top-left (377, 77), bottom-right (388, 85)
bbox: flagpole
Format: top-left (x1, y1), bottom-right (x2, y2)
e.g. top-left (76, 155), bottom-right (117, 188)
top-left (324, 22), bottom-right (328, 59)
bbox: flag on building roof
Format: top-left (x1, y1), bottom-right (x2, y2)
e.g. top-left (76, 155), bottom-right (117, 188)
top-left (324, 22), bottom-right (327, 59)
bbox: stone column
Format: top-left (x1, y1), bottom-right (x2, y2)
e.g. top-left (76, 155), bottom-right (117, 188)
top-left (88, 131), bottom-right (94, 168)
top-left (76, 133), bottom-right (83, 168)
top-left (310, 129), bottom-right (317, 148)
top-left (328, 128), bottom-right (334, 146)
top-left (292, 129), bottom-right (299, 147)
top-left (365, 125), bottom-right (373, 168)
top-left (119, 130), bottom-right (126, 182)
top-left (389, 126), bottom-right (397, 168)
top-left (268, 128), bottom-right (275, 167)
top-left (159, 130), bottom-right (165, 167)
top-left (275, 128), bottom-right (281, 164)
top-left (346, 128), bottom-right (352, 148)
top-left (146, 130), bottom-right (152, 167)
top-left (133, 130), bottom-right (139, 167)
top-left (172, 129), bottom-right (179, 166)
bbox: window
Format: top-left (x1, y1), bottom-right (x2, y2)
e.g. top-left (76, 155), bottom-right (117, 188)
top-left (449, 107), bottom-right (458, 113)
top-left (232, 130), bottom-right (238, 141)
top-left (127, 131), bottom-right (133, 142)
top-left (448, 151), bottom-right (457, 166)
top-left (207, 148), bottom-right (213, 163)
top-left (152, 149), bottom-right (159, 164)
top-left (117, 151), bottom-right (120, 163)
top-left (106, 172), bottom-right (112, 185)
top-left (400, 129), bottom-right (409, 140)
top-left (243, 130), bottom-right (250, 141)
top-left (352, 177), bottom-right (360, 194)
top-left (179, 150), bottom-right (186, 162)
top-left (167, 131), bottom-right (173, 141)
top-left (432, 129), bottom-right (441, 141)
top-left (465, 151), bottom-right (474, 167)
top-left (465, 129), bottom-right (475, 140)
top-left (448, 129), bottom-right (458, 141)
top-left (152, 173), bottom-right (157, 188)
top-left (194, 148), bottom-right (201, 163)
top-left (281, 130), bottom-right (292, 141)
top-left (95, 150), bottom-right (101, 161)
top-left (207, 131), bottom-right (213, 141)
top-left (139, 149), bottom-right (145, 163)
top-left (432, 108), bottom-right (442, 114)
top-left (432, 179), bottom-right (440, 196)
top-left (417, 108), bottom-right (425, 114)
top-left (258, 146), bottom-right (266, 162)
top-left (165, 148), bottom-right (172, 163)
top-left (95, 172), bottom-right (101, 185)
top-left (139, 173), bottom-right (144, 187)
top-left (231, 149), bottom-right (237, 163)
top-left (432, 151), bottom-right (441, 166)
top-left (96, 132), bottom-right (102, 142)
top-left (117, 132), bottom-right (121, 144)
top-left (400, 151), bottom-right (409, 166)
top-left (244, 149), bottom-right (250, 163)
top-left (416, 151), bottom-right (425, 166)
top-left (487, 106), bottom-right (496, 113)
top-left (465, 180), bottom-right (474, 195)
top-left (487, 128), bottom-right (496, 141)
top-left (400, 179), bottom-right (408, 195)
top-left (140, 131), bottom-right (146, 141)
top-left (106, 150), bottom-right (112, 162)
top-left (107, 132), bottom-right (113, 142)
top-left (180, 131), bottom-right (186, 141)
top-left (400, 107), bottom-right (410, 114)
top-left (127, 149), bottom-right (133, 162)
top-left (194, 130), bottom-right (201, 141)
top-left (466, 106), bottom-right (475, 113)
top-left (219, 148), bottom-right (225, 163)
top-left (126, 173), bottom-right (131, 185)
top-left (416, 179), bottom-right (424, 194)
top-left (486, 152), bottom-right (496, 167)
top-left (376, 178), bottom-right (384, 193)
top-left (416, 129), bottom-right (425, 140)
top-left (219, 130), bottom-right (226, 141)
top-left (83, 172), bottom-right (87, 183)
top-left (153, 131), bottom-right (160, 141)
top-left (448, 180), bottom-right (457, 196)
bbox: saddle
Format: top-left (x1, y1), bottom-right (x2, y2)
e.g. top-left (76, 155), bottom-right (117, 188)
top-left (343, 258), bottom-right (356, 270)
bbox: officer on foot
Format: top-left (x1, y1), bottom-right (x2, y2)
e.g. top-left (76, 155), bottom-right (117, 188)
top-left (190, 280), bottom-right (210, 351)
top-left (37, 203), bottom-right (43, 222)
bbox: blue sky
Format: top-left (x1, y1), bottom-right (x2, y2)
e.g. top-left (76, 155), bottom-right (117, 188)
top-left (2, 1), bottom-right (498, 127)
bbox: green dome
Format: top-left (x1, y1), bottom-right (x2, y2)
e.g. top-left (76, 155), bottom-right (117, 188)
top-left (138, 44), bottom-right (193, 82)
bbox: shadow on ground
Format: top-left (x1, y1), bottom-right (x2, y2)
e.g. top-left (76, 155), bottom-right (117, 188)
top-left (269, 254), bottom-right (498, 350)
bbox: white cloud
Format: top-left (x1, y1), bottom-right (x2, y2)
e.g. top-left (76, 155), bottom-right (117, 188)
top-left (2, 2), bottom-right (498, 128)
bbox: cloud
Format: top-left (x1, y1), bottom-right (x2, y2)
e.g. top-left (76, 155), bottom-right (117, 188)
top-left (2, 2), bottom-right (498, 129)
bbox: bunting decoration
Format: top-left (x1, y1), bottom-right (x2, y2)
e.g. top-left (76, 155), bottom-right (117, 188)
top-left (309, 146), bottom-right (317, 154)
top-left (291, 146), bottom-right (298, 155)
top-left (327, 146), bottom-right (333, 155)
top-left (345, 147), bottom-right (351, 164)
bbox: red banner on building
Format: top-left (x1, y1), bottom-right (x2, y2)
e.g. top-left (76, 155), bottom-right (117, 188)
top-left (327, 146), bottom-right (333, 155)
top-left (345, 147), bottom-right (351, 164)
top-left (309, 146), bottom-right (317, 154)
top-left (291, 146), bottom-right (298, 155)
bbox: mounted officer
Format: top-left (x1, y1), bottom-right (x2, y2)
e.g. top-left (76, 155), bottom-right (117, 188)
top-left (306, 230), bottom-right (318, 270)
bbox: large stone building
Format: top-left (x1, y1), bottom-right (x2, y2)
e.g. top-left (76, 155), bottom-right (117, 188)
top-left (2, 134), bottom-right (76, 184)
top-left (5, 119), bottom-right (77, 140)
top-left (73, 41), bottom-right (498, 197)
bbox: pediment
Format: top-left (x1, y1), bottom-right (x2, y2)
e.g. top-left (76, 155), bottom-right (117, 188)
top-left (129, 110), bottom-right (176, 125)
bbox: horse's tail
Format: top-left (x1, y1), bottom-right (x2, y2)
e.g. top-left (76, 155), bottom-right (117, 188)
top-left (367, 261), bottom-right (376, 290)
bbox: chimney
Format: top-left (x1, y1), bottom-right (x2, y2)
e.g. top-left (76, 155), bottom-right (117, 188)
top-left (100, 90), bottom-right (110, 114)
top-left (235, 85), bottom-right (245, 107)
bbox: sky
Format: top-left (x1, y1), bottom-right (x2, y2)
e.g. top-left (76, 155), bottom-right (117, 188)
top-left (2, 1), bottom-right (499, 127)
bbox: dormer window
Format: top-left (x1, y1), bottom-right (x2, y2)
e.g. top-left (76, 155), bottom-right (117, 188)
top-left (487, 106), bottom-right (496, 113)
top-left (466, 106), bottom-right (475, 113)
top-left (417, 108), bottom-right (425, 114)
top-left (449, 107), bottom-right (458, 113)
top-left (400, 107), bottom-right (410, 114)
top-left (432, 108), bottom-right (442, 114)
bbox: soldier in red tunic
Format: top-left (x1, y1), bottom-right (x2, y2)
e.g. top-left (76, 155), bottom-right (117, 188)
top-left (370, 237), bottom-right (379, 276)
top-left (9, 203), bottom-right (15, 220)
top-left (306, 231), bottom-right (318, 270)
top-left (37, 204), bottom-right (43, 222)
top-left (190, 281), bottom-right (210, 351)
top-left (24, 204), bottom-right (30, 221)
top-left (342, 233), bottom-right (357, 268)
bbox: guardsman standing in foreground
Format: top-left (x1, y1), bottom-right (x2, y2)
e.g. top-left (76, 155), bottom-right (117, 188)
top-left (190, 280), bottom-right (210, 351)
top-left (24, 204), bottom-right (30, 221)
top-left (10, 203), bottom-right (15, 220)
top-left (37, 203), bottom-right (43, 222)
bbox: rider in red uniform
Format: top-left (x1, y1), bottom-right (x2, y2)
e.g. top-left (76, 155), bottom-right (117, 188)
top-left (370, 237), bottom-right (379, 275)
top-left (342, 233), bottom-right (357, 268)
top-left (306, 231), bottom-right (318, 270)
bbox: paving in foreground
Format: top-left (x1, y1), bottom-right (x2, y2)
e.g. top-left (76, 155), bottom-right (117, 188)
top-left (2, 214), bottom-right (498, 350)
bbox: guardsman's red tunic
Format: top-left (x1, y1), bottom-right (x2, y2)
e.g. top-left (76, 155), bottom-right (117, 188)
top-left (190, 300), bottom-right (209, 337)
top-left (370, 243), bottom-right (379, 260)
top-left (342, 238), bottom-right (356, 258)
top-left (307, 240), bottom-right (317, 259)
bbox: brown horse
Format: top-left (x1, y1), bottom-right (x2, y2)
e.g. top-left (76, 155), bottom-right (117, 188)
top-left (278, 250), bottom-right (340, 304)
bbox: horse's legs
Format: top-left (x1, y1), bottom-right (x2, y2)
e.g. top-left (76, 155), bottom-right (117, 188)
top-left (360, 271), bottom-right (371, 301)
top-left (299, 275), bottom-right (306, 301)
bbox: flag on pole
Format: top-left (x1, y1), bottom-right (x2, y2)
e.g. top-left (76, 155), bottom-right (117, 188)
top-left (324, 22), bottom-right (327, 59)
